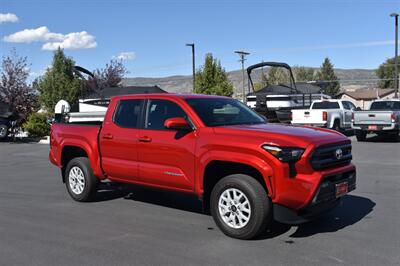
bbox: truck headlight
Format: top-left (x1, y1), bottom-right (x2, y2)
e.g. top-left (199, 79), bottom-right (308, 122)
top-left (262, 145), bottom-right (304, 162)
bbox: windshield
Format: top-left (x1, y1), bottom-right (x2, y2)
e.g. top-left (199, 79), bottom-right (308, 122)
top-left (185, 98), bottom-right (265, 126)
top-left (370, 101), bottom-right (400, 110)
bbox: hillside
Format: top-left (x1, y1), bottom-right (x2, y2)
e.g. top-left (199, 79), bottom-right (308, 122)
top-left (122, 68), bottom-right (378, 95)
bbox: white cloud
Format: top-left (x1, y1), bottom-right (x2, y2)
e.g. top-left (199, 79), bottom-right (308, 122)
top-left (3, 26), bottom-right (97, 50)
top-left (0, 13), bottom-right (19, 23)
top-left (42, 31), bottom-right (97, 50)
top-left (115, 51), bottom-right (136, 61)
top-left (3, 26), bottom-right (63, 43)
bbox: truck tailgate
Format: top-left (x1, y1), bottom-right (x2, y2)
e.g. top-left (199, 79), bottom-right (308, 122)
top-left (353, 111), bottom-right (393, 125)
top-left (291, 109), bottom-right (325, 125)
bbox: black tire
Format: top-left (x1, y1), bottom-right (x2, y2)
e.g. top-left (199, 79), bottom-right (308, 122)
top-left (355, 130), bottom-right (367, 141)
top-left (210, 174), bottom-right (271, 240)
top-left (65, 157), bottom-right (98, 202)
top-left (331, 120), bottom-right (341, 132)
top-left (0, 124), bottom-right (8, 140)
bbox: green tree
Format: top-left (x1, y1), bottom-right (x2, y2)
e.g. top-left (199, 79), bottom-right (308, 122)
top-left (24, 112), bottom-right (50, 137)
top-left (35, 48), bottom-right (81, 113)
top-left (376, 57), bottom-right (399, 89)
top-left (0, 49), bottom-right (39, 122)
top-left (195, 53), bottom-right (234, 96)
top-left (315, 57), bottom-right (340, 96)
top-left (267, 67), bottom-right (290, 85)
top-left (253, 71), bottom-right (269, 91)
top-left (293, 66), bottom-right (315, 82)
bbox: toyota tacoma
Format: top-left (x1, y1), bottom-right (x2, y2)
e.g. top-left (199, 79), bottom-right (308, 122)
top-left (49, 94), bottom-right (356, 239)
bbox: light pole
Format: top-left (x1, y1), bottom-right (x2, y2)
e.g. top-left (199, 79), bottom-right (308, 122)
top-left (235, 50), bottom-right (250, 103)
top-left (186, 43), bottom-right (195, 93)
top-left (390, 13), bottom-right (399, 98)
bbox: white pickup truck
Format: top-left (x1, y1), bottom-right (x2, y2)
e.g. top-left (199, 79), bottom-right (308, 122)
top-left (352, 99), bottom-right (400, 141)
top-left (291, 100), bottom-right (356, 131)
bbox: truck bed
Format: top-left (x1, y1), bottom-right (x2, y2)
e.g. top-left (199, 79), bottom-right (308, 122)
top-left (50, 123), bottom-right (102, 175)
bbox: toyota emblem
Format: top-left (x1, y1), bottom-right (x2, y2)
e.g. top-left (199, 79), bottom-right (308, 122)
top-left (335, 149), bottom-right (343, 160)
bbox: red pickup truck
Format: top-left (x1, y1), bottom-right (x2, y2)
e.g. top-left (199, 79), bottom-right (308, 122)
top-left (49, 94), bottom-right (356, 239)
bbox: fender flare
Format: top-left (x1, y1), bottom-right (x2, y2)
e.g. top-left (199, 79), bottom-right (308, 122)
top-left (195, 150), bottom-right (275, 198)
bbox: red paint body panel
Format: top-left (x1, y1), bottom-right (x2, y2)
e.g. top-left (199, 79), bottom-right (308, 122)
top-left (49, 93), bottom-right (355, 211)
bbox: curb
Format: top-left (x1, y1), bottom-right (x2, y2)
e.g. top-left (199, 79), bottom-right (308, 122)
top-left (38, 136), bottom-right (50, 144)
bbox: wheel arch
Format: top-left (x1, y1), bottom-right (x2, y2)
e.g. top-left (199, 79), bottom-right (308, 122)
top-left (61, 145), bottom-right (89, 182)
top-left (201, 160), bottom-right (272, 213)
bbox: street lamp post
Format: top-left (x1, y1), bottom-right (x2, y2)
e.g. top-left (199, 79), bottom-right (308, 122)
top-left (390, 13), bottom-right (399, 98)
top-left (186, 43), bottom-right (195, 93)
top-left (234, 50), bottom-right (250, 103)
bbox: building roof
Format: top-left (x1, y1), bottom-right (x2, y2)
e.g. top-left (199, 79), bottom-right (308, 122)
top-left (82, 85), bottom-right (167, 99)
top-left (339, 88), bottom-right (395, 100)
top-left (248, 82), bottom-right (323, 96)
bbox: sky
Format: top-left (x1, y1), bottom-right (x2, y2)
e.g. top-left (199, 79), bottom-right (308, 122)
top-left (0, 0), bottom-right (399, 80)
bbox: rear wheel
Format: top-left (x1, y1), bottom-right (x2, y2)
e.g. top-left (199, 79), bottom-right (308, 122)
top-left (332, 120), bottom-right (341, 132)
top-left (210, 174), bottom-right (271, 240)
top-left (65, 157), bottom-right (98, 202)
top-left (0, 124), bottom-right (8, 140)
top-left (355, 130), bottom-right (367, 141)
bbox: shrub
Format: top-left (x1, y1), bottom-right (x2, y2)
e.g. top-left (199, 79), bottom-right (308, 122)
top-left (24, 113), bottom-right (50, 137)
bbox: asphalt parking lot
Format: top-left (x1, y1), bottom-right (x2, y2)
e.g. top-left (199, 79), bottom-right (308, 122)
top-left (0, 136), bottom-right (399, 266)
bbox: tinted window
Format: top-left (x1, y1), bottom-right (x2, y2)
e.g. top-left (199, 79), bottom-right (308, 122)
top-left (342, 101), bottom-right (351, 110)
top-left (348, 102), bottom-right (356, 110)
top-left (186, 98), bottom-right (265, 127)
top-left (113, 99), bottom-right (142, 128)
top-left (312, 102), bottom-right (340, 109)
top-left (370, 101), bottom-right (400, 110)
top-left (146, 99), bottom-right (187, 130)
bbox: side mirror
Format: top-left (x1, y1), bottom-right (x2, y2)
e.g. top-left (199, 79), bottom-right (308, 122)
top-left (164, 117), bottom-right (191, 130)
top-left (355, 107), bottom-right (362, 111)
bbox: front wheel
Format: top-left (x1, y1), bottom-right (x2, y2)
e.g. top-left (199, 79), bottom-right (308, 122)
top-left (210, 174), bottom-right (271, 240)
top-left (65, 157), bottom-right (98, 202)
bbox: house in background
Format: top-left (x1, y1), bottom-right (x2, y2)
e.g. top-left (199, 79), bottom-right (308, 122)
top-left (338, 88), bottom-right (396, 110)
top-left (79, 85), bottom-right (167, 112)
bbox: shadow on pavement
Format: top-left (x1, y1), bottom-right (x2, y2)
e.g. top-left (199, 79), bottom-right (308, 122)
top-left (362, 134), bottom-right (400, 143)
top-left (95, 182), bottom-right (203, 214)
top-left (258, 195), bottom-right (375, 240)
top-left (94, 184), bottom-right (375, 239)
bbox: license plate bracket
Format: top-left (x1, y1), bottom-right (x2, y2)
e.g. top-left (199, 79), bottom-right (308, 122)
top-left (335, 181), bottom-right (348, 198)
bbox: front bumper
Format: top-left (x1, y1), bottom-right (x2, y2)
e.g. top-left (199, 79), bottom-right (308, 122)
top-left (273, 168), bottom-right (356, 224)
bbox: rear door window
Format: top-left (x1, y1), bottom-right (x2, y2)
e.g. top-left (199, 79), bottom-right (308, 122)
top-left (113, 99), bottom-right (143, 128)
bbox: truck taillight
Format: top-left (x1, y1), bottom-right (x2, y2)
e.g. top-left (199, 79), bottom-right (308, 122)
top-left (391, 113), bottom-right (396, 123)
top-left (351, 113), bottom-right (354, 123)
top-left (322, 111), bottom-right (327, 121)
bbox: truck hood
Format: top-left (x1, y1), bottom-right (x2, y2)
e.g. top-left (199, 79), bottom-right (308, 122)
top-left (213, 123), bottom-right (348, 148)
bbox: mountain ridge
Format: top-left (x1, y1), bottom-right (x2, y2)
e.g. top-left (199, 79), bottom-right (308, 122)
top-left (122, 68), bottom-right (378, 95)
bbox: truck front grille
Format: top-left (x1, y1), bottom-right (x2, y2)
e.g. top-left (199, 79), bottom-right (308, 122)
top-left (310, 142), bottom-right (352, 170)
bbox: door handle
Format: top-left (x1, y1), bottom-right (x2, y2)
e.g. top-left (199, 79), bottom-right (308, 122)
top-left (138, 136), bottom-right (152, 143)
top-left (102, 133), bottom-right (113, 140)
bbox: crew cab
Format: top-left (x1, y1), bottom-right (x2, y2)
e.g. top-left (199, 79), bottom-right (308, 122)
top-left (291, 99), bottom-right (356, 132)
top-left (49, 94), bottom-right (356, 239)
top-left (352, 99), bottom-right (400, 141)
